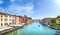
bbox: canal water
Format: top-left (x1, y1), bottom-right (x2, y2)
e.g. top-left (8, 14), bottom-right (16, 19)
top-left (4, 22), bottom-right (57, 35)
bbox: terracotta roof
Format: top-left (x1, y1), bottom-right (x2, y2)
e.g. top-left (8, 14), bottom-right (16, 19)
top-left (17, 16), bottom-right (24, 18)
top-left (27, 17), bottom-right (32, 19)
top-left (0, 12), bottom-right (7, 15)
top-left (0, 12), bottom-right (16, 16)
top-left (17, 16), bottom-right (22, 17)
top-left (43, 18), bottom-right (51, 20)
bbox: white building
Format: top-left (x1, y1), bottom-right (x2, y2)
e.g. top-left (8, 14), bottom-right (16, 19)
top-left (42, 18), bottom-right (51, 25)
top-left (56, 18), bottom-right (60, 23)
top-left (16, 16), bottom-right (20, 24)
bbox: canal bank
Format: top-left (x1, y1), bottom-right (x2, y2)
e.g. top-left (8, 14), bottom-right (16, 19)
top-left (49, 26), bottom-right (60, 30)
top-left (3, 22), bottom-right (58, 35)
top-left (40, 22), bottom-right (60, 30)
top-left (0, 25), bottom-right (24, 35)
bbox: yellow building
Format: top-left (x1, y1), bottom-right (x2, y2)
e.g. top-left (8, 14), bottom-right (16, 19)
top-left (0, 12), bottom-right (16, 26)
top-left (0, 12), bottom-right (32, 26)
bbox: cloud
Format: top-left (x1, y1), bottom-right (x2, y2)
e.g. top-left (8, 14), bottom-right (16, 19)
top-left (0, 0), bottom-right (35, 17)
top-left (0, 7), bottom-right (5, 12)
top-left (52, 0), bottom-right (60, 7)
top-left (0, 0), bottom-right (4, 4)
top-left (10, 0), bottom-right (15, 2)
top-left (55, 0), bottom-right (60, 4)
top-left (2, 1), bottom-right (35, 16)
top-left (10, 0), bottom-right (20, 2)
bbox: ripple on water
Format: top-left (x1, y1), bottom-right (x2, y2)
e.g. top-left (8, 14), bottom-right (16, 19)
top-left (4, 22), bottom-right (57, 35)
top-left (19, 22), bottom-right (57, 35)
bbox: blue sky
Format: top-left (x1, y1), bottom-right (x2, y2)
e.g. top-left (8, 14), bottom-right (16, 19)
top-left (0, 0), bottom-right (60, 19)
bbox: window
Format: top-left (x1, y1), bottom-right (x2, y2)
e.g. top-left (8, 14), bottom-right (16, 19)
top-left (9, 19), bottom-right (11, 21)
top-left (58, 20), bottom-right (60, 21)
top-left (5, 15), bottom-right (8, 17)
top-left (9, 16), bottom-right (11, 18)
top-left (5, 23), bottom-right (8, 25)
top-left (1, 15), bottom-right (3, 17)
top-left (1, 15), bottom-right (3, 21)
top-left (4, 18), bottom-right (8, 21)
top-left (1, 19), bottom-right (2, 21)
top-left (1, 23), bottom-right (3, 26)
top-left (9, 23), bottom-right (11, 25)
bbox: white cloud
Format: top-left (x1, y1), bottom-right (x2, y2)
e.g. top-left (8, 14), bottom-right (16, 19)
top-left (53, 0), bottom-right (60, 7)
top-left (0, 7), bottom-right (5, 12)
top-left (4, 2), bottom-right (34, 16)
top-left (10, 0), bottom-right (21, 2)
top-left (10, 0), bottom-right (15, 2)
top-left (0, 0), bottom-right (4, 4)
top-left (0, 0), bottom-right (35, 17)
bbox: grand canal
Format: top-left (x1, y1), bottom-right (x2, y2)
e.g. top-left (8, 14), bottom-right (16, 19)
top-left (4, 22), bottom-right (58, 35)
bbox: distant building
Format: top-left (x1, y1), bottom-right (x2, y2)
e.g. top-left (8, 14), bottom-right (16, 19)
top-left (24, 15), bottom-right (32, 24)
top-left (42, 18), bottom-right (51, 26)
top-left (56, 18), bottom-right (60, 23)
top-left (26, 17), bottom-right (32, 23)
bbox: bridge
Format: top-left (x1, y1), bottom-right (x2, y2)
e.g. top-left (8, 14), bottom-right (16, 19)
top-left (33, 19), bottom-right (43, 23)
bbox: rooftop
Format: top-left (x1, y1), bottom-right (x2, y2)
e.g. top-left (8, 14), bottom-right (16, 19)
top-left (42, 18), bottom-right (51, 20)
top-left (0, 12), bottom-right (16, 16)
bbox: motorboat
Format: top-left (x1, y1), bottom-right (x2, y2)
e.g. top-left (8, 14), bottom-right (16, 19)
top-left (38, 25), bottom-right (40, 27)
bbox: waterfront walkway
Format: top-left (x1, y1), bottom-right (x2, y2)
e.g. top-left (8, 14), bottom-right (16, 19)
top-left (0, 23), bottom-right (25, 35)
top-left (0, 26), bottom-right (13, 31)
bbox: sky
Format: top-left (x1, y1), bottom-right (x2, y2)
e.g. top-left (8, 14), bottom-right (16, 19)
top-left (0, 0), bottom-right (60, 19)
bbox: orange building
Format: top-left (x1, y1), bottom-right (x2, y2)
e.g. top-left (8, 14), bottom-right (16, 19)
top-left (0, 12), bottom-right (32, 26)
top-left (24, 16), bottom-right (32, 24)
top-left (26, 17), bottom-right (32, 23)
top-left (18, 16), bottom-right (24, 24)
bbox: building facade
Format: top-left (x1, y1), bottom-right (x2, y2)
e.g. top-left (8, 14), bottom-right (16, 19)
top-left (56, 18), bottom-right (60, 23)
top-left (0, 12), bottom-right (16, 26)
top-left (42, 18), bottom-right (51, 26)
top-left (27, 17), bottom-right (32, 23)
top-left (16, 16), bottom-right (20, 24)
top-left (0, 12), bottom-right (32, 26)
top-left (24, 16), bottom-right (32, 24)
top-left (18, 16), bottom-right (24, 24)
